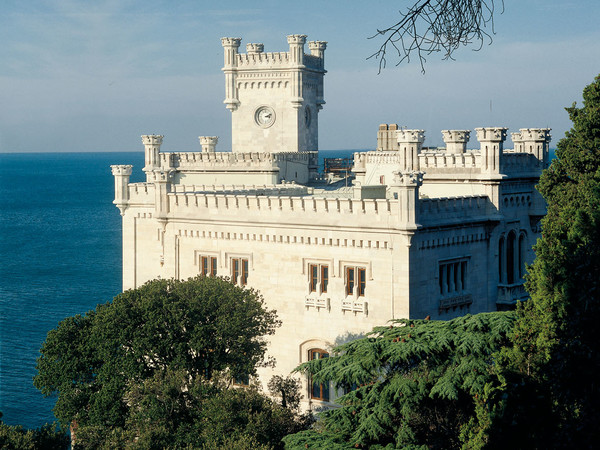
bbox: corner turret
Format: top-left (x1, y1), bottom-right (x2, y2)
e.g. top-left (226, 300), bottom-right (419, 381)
top-left (111, 165), bottom-right (133, 216)
top-left (199, 136), bottom-right (218, 153)
top-left (397, 129), bottom-right (424, 171)
top-left (442, 130), bottom-right (470, 154)
top-left (475, 127), bottom-right (507, 175)
top-left (142, 135), bottom-right (164, 182)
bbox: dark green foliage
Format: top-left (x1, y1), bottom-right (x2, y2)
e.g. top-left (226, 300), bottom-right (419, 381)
top-left (499, 74), bottom-right (600, 447)
top-left (284, 312), bottom-right (515, 449)
top-left (33, 276), bottom-right (284, 447)
top-left (201, 386), bottom-right (311, 449)
top-left (0, 412), bottom-right (69, 450)
top-left (268, 375), bottom-right (303, 412)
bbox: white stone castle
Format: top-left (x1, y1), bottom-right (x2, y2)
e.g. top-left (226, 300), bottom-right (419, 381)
top-left (111, 35), bottom-right (550, 408)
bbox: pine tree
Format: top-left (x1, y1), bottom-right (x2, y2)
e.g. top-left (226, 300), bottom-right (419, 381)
top-left (501, 74), bottom-right (600, 447)
top-left (283, 312), bottom-right (515, 449)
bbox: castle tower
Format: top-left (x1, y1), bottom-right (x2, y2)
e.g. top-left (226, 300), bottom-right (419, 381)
top-left (222, 34), bottom-right (327, 153)
top-left (396, 129), bottom-right (424, 171)
top-left (142, 135), bottom-right (164, 182)
top-left (519, 128), bottom-right (552, 168)
top-left (442, 130), bottom-right (470, 154)
top-left (111, 165), bottom-right (133, 216)
top-left (199, 136), bottom-right (218, 153)
top-left (475, 127), bottom-right (507, 175)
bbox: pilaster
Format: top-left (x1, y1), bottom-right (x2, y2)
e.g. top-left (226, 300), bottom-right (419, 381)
top-left (389, 171), bottom-right (424, 230)
top-left (308, 40), bottom-right (327, 109)
top-left (287, 34), bottom-right (307, 108)
top-left (221, 37), bottom-right (241, 111)
top-left (155, 170), bottom-right (173, 224)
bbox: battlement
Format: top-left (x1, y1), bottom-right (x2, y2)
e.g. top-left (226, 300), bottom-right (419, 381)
top-left (359, 126), bottom-right (551, 183)
top-left (170, 183), bottom-right (310, 197)
top-left (225, 35), bottom-right (326, 72)
top-left (157, 151), bottom-right (318, 172)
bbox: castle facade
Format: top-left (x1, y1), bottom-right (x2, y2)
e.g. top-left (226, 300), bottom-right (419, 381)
top-left (111, 35), bottom-right (550, 409)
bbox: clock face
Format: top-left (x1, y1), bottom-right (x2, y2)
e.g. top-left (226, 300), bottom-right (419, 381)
top-left (255, 106), bottom-right (275, 128)
top-left (304, 106), bottom-right (311, 127)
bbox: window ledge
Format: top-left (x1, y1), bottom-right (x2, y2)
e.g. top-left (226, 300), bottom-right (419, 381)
top-left (341, 298), bottom-right (368, 315)
top-left (439, 294), bottom-right (472, 310)
top-left (305, 296), bottom-right (330, 311)
top-left (497, 283), bottom-right (528, 305)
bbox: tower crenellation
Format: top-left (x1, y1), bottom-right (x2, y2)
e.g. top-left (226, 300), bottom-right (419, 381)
top-left (246, 43), bottom-right (264, 54)
top-left (475, 127), bottom-right (508, 175)
top-left (519, 128), bottom-right (552, 168)
top-left (199, 136), bottom-right (218, 153)
top-left (142, 135), bottom-right (164, 182)
top-left (397, 129), bottom-right (425, 171)
top-left (442, 130), bottom-right (471, 154)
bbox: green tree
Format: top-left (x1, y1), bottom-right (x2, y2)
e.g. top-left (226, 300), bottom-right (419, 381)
top-left (0, 412), bottom-right (69, 450)
top-left (499, 74), bottom-right (600, 447)
top-left (34, 276), bottom-right (280, 445)
top-left (284, 312), bottom-right (515, 449)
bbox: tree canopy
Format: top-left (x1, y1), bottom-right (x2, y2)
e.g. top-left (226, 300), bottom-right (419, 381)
top-left (499, 74), bottom-right (600, 447)
top-left (0, 412), bottom-right (69, 450)
top-left (284, 312), bottom-right (515, 449)
top-left (33, 276), bottom-right (286, 446)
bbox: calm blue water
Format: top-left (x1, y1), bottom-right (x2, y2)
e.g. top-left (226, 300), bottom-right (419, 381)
top-left (0, 149), bottom-right (355, 428)
top-left (0, 152), bottom-right (146, 428)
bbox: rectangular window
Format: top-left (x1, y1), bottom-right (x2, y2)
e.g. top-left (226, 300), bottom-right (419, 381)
top-left (321, 265), bottom-right (328, 293)
top-left (309, 263), bottom-right (329, 294)
top-left (357, 268), bottom-right (366, 297)
top-left (310, 264), bottom-right (318, 292)
top-left (200, 256), bottom-right (218, 276)
top-left (345, 266), bottom-right (366, 297)
top-left (231, 258), bottom-right (249, 285)
top-left (346, 267), bottom-right (355, 296)
top-left (309, 349), bottom-right (329, 401)
top-left (439, 259), bottom-right (468, 295)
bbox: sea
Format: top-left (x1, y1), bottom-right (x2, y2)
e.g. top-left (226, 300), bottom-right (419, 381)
top-left (0, 149), bottom-right (356, 429)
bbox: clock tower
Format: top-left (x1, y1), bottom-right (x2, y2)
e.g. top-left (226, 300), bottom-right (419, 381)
top-left (222, 35), bottom-right (327, 153)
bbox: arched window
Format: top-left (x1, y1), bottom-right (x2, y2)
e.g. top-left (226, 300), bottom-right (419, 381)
top-left (519, 233), bottom-right (526, 279)
top-left (309, 349), bottom-right (329, 401)
top-left (507, 231), bottom-right (516, 284)
top-left (498, 236), bottom-right (505, 284)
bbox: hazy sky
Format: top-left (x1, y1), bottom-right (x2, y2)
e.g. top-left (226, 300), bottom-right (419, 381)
top-left (1, 0), bottom-right (599, 153)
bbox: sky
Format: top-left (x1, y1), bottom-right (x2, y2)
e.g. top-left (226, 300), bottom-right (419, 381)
top-left (1, 0), bottom-right (599, 153)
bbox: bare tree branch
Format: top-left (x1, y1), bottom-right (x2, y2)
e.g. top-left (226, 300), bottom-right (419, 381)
top-left (369, 0), bottom-right (504, 73)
